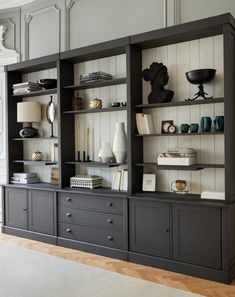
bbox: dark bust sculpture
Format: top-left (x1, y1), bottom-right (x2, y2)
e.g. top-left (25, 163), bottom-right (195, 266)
top-left (142, 62), bottom-right (174, 104)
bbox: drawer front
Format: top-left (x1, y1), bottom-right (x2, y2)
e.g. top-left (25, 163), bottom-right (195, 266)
top-left (58, 223), bottom-right (123, 249)
top-left (58, 206), bottom-right (123, 231)
top-left (58, 192), bottom-right (123, 213)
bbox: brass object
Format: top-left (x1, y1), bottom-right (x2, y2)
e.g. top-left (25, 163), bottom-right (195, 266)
top-left (32, 151), bottom-right (43, 161)
top-left (89, 98), bottom-right (102, 109)
top-left (175, 180), bottom-right (187, 191)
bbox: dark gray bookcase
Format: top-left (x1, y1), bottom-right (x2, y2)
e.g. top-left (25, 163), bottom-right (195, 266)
top-left (2, 13), bottom-right (235, 283)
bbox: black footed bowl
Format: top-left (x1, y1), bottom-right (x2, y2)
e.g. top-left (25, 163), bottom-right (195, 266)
top-left (37, 79), bottom-right (57, 89)
top-left (185, 69), bottom-right (216, 85)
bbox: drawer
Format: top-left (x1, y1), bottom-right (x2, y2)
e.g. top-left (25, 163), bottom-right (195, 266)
top-left (58, 192), bottom-right (123, 213)
top-left (58, 206), bottom-right (123, 230)
top-left (58, 223), bottom-right (123, 249)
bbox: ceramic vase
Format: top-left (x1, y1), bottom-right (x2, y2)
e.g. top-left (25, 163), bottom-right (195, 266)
top-left (98, 142), bottom-right (113, 163)
top-left (113, 122), bottom-right (127, 163)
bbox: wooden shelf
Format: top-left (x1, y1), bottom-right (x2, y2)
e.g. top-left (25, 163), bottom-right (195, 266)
top-left (13, 160), bottom-right (58, 165)
top-left (63, 106), bottom-right (127, 114)
top-left (11, 88), bottom-right (57, 98)
top-left (13, 137), bottom-right (58, 141)
top-left (135, 163), bottom-right (224, 171)
top-left (135, 97), bottom-right (224, 109)
top-left (6, 182), bottom-right (59, 191)
top-left (135, 132), bottom-right (224, 137)
top-left (64, 77), bottom-right (126, 90)
top-left (62, 186), bottom-right (127, 196)
top-left (64, 161), bottom-right (127, 167)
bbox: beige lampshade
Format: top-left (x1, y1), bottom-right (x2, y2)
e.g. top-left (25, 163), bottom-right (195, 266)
top-left (17, 102), bottom-right (41, 123)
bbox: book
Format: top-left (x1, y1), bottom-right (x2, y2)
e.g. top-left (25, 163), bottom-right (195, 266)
top-left (122, 170), bottom-right (128, 191)
top-left (11, 177), bottom-right (40, 184)
top-left (136, 113), bottom-right (145, 134)
top-left (111, 171), bottom-right (122, 190)
top-left (136, 113), bottom-right (154, 134)
top-left (13, 172), bottom-right (37, 178)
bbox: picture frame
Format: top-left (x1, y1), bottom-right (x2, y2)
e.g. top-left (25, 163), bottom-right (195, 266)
top-left (142, 173), bottom-right (156, 192)
top-left (161, 120), bottom-right (173, 134)
top-left (50, 167), bottom-right (59, 185)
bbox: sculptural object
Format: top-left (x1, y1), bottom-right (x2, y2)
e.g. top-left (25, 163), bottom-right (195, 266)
top-left (142, 62), bottom-right (174, 104)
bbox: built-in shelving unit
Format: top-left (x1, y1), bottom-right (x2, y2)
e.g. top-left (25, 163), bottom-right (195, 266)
top-left (11, 88), bottom-right (57, 98)
top-left (135, 163), bottom-right (224, 170)
top-left (63, 106), bottom-right (127, 114)
top-left (64, 161), bottom-right (127, 167)
top-left (64, 77), bottom-right (126, 90)
top-left (13, 137), bottom-right (58, 141)
top-left (135, 132), bottom-right (224, 137)
top-left (12, 160), bottom-right (58, 165)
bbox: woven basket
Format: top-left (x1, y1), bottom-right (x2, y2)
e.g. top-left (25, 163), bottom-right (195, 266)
top-left (89, 98), bottom-right (102, 109)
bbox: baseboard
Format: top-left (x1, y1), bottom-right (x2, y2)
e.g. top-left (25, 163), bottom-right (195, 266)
top-left (128, 251), bottom-right (230, 284)
top-left (2, 226), bottom-right (57, 245)
top-left (57, 237), bottom-right (128, 261)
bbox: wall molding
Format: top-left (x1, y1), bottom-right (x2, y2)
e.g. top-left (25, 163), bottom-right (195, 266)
top-left (25, 4), bottom-right (61, 59)
top-left (0, 17), bottom-right (16, 50)
top-left (65, 0), bottom-right (78, 50)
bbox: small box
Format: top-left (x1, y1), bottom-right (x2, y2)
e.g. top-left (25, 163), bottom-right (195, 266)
top-left (157, 157), bottom-right (196, 166)
top-left (201, 191), bottom-right (225, 200)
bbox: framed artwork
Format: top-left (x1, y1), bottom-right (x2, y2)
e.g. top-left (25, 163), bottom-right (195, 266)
top-left (142, 173), bottom-right (156, 192)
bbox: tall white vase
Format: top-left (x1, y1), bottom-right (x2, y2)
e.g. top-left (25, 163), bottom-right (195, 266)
top-left (113, 122), bottom-right (127, 163)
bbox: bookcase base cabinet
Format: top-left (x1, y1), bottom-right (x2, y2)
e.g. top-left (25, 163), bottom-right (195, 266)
top-left (129, 197), bottom-right (235, 284)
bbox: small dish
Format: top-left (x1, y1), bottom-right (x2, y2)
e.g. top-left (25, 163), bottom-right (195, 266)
top-left (110, 102), bottom-right (120, 107)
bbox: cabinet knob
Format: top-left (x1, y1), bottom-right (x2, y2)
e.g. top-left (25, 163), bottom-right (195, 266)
top-left (165, 229), bottom-right (170, 233)
top-left (23, 208), bottom-right (27, 211)
top-left (66, 228), bottom-right (72, 233)
top-left (107, 202), bottom-right (113, 207)
top-left (107, 235), bottom-right (113, 241)
top-left (106, 219), bottom-right (113, 224)
top-left (66, 197), bottom-right (71, 202)
top-left (66, 213), bottom-right (72, 217)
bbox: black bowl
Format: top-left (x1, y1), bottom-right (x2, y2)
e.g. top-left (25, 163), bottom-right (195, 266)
top-left (37, 79), bottom-right (57, 89)
top-left (185, 69), bottom-right (216, 85)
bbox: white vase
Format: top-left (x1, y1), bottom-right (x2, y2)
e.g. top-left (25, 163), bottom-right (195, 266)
top-left (98, 142), bottom-right (113, 163)
top-left (113, 122), bottom-right (127, 163)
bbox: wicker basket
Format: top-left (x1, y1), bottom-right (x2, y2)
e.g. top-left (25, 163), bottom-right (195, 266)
top-left (70, 175), bottom-right (103, 189)
top-left (89, 98), bottom-right (102, 109)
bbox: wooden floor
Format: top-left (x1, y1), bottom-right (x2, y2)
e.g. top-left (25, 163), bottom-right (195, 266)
top-left (0, 232), bottom-right (234, 297)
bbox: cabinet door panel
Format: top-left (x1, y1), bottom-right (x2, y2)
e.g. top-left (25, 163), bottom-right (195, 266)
top-left (173, 204), bottom-right (221, 269)
top-left (5, 188), bottom-right (27, 229)
top-left (129, 199), bottom-right (170, 258)
top-left (28, 190), bottom-right (55, 235)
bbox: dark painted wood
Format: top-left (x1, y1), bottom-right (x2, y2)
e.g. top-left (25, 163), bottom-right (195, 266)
top-left (58, 222), bottom-right (123, 249)
top-left (135, 132), bottom-right (224, 137)
top-left (64, 161), bottom-right (127, 167)
top-left (28, 190), bottom-right (55, 235)
top-left (135, 97), bottom-right (224, 108)
top-left (129, 199), bottom-right (170, 258)
top-left (223, 25), bottom-right (235, 203)
top-left (135, 163), bottom-right (224, 170)
top-left (5, 187), bottom-right (27, 229)
top-left (13, 137), bottom-right (58, 141)
top-left (128, 251), bottom-right (230, 284)
top-left (63, 106), bottom-right (127, 114)
top-left (11, 88), bottom-right (57, 98)
top-left (64, 78), bottom-right (126, 91)
top-left (126, 45), bottom-right (143, 194)
top-left (60, 37), bottom-right (129, 63)
top-left (13, 160), bottom-right (58, 165)
top-left (4, 183), bottom-right (59, 191)
top-left (172, 204), bottom-right (221, 269)
top-left (57, 237), bottom-right (128, 260)
top-left (5, 53), bottom-right (59, 73)
top-left (58, 192), bottom-right (124, 214)
top-left (3, 226), bottom-right (57, 245)
top-left (130, 13), bottom-right (235, 49)
top-left (58, 206), bottom-right (123, 230)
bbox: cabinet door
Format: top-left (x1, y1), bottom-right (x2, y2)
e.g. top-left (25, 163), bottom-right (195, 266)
top-left (173, 204), bottom-right (221, 269)
top-left (28, 190), bottom-right (55, 235)
top-left (5, 188), bottom-right (27, 229)
top-left (129, 199), bottom-right (170, 258)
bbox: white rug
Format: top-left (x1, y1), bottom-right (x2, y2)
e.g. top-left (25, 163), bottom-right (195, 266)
top-left (0, 243), bottom-right (204, 297)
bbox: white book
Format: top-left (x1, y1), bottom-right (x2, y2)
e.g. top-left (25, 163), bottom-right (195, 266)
top-left (122, 170), bottom-right (128, 191)
top-left (13, 172), bottom-right (37, 178)
top-left (11, 177), bottom-right (40, 184)
top-left (136, 113), bottom-right (146, 134)
top-left (143, 114), bottom-right (155, 134)
top-left (111, 171), bottom-right (122, 190)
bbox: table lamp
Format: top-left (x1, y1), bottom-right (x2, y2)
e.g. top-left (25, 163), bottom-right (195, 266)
top-left (17, 102), bottom-right (41, 138)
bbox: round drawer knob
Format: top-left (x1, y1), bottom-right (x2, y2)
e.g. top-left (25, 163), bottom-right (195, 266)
top-left (66, 213), bottom-right (72, 217)
top-left (165, 229), bottom-right (170, 233)
top-left (66, 228), bottom-right (72, 233)
top-left (66, 197), bottom-right (71, 202)
top-left (106, 219), bottom-right (113, 224)
top-left (107, 202), bottom-right (113, 207)
top-left (107, 235), bottom-right (113, 241)
top-left (23, 208), bottom-right (27, 211)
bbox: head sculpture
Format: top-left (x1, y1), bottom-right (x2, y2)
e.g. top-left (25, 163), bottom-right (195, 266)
top-left (142, 62), bottom-right (174, 104)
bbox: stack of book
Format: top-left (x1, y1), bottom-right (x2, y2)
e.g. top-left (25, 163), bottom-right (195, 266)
top-left (112, 169), bottom-right (128, 191)
top-left (80, 71), bottom-right (112, 84)
top-left (13, 82), bottom-right (42, 95)
top-left (11, 172), bottom-right (40, 184)
top-left (136, 113), bottom-right (155, 134)
top-left (158, 148), bottom-right (197, 166)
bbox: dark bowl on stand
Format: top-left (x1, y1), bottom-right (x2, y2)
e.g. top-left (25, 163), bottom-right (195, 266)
top-left (37, 79), bottom-right (57, 89)
top-left (185, 69), bottom-right (216, 85)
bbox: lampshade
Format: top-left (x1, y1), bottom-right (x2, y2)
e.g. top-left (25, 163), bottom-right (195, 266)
top-left (17, 102), bottom-right (41, 123)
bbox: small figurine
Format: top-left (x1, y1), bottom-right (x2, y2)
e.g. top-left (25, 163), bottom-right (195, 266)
top-left (142, 62), bottom-right (174, 104)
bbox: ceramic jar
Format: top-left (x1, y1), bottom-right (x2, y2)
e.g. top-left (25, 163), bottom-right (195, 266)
top-left (98, 142), bottom-right (113, 163)
top-left (113, 122), bottom-right (127, 163)
top-left (32, 151), bottom-right (43, 161)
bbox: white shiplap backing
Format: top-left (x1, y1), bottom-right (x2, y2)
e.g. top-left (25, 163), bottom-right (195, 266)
top-left (142, 35), bottom-right (224, 194)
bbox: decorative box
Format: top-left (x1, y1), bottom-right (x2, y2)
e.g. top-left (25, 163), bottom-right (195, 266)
top-left (157, 157), bottom-right (196, 166)
top-left (70, 175), bottom-right (103, 189)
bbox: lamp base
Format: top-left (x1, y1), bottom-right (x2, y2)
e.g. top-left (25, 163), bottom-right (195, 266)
top-left (19, 126), bottom-right (38, 138)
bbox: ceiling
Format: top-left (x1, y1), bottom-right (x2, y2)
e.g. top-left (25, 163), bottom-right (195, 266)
top-left (0, 0), bottom-right (35, 10)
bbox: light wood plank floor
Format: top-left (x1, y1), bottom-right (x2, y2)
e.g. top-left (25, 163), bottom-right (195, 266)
top-left (0, 232), bottom-right (234, 297)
